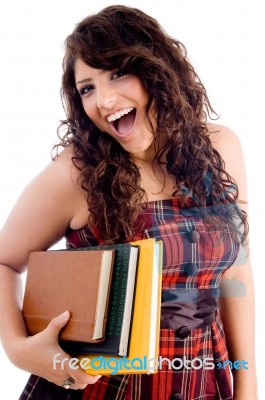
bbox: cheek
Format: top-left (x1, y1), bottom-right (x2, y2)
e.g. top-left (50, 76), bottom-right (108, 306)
top-left (82, 101), bottom-right (98, 124)
top-left (82, 102), bottom-right (107, 133)
top-left (133, 80), bottom-right (149, 106)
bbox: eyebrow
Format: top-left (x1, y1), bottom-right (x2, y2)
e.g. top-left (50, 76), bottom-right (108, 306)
top-left (76, 78), bottom-right (92, 85)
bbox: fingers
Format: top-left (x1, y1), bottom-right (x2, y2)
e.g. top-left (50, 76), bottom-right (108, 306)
top-left (32, 311), bottom-right (102, 389)
top-left (61, 357), bottom-right (102, 389)
top-left (52, 351), bottom-right (102, 389)
top-left (61, 373), bottom-right (102, 390)
top-left (48, 311), bottom-right (70, 333)
top-left (61, 376), bottom-right (75, 389)
top-left (44, 311), bottom-right (70, 342)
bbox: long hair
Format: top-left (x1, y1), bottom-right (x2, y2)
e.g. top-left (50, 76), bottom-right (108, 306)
top-left (55, 5), bottom-right (248, 245)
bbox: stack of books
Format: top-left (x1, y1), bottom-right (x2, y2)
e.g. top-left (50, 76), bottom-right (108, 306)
top-left (22, 238), bottom-right (163, 375)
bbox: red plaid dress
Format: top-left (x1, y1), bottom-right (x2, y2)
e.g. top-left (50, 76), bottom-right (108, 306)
top-left (20, 198), bottom-right (240, 400)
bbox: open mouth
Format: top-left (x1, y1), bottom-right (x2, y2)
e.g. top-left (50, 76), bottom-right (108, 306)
top-left (109, 108), bottom-right (136, 137)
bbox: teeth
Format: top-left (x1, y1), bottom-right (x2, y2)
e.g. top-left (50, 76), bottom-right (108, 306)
top-left (107, 107), bottom-right (134, 122)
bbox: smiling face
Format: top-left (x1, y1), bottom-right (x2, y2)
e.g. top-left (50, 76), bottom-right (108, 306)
top-left (74, 59), bottom-right (156, 160)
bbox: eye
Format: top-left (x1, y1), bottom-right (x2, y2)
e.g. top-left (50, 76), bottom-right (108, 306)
top-left (111, 70), bottom-right (128, 80)
top-left (79, 85), bottom-right (94, 96)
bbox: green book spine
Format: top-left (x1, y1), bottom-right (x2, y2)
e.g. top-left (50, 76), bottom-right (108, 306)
top-left (61, 243), bottom-right (134, 356)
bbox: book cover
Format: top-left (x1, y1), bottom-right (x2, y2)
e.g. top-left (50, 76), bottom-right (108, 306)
top-left (61, 243), bottom-right (139, 356)
top-left (22, 249), bottom-right (114, 342)
top-left (79, 238), bottom-right (163, 375)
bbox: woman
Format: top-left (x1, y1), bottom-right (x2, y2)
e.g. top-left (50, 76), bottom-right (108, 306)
top-left (0, 5), bottom-right (257, 400)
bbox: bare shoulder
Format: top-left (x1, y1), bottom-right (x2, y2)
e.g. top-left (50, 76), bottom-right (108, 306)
top-left (26, 144), bottom-right (84, 208)
top-left (207, 122), bottom-right (248, 209)
top-left (207, 122), bottom-right (242, 152)
top-left (46, 145), bottom-right (81, 189)
top-left (0, 144), bottom-right (88, 271)
top-left (50, 145), bottom-right (89, 227)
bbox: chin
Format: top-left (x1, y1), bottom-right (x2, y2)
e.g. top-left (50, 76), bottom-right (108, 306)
top-left (123, 139), bottom-right (155, 160)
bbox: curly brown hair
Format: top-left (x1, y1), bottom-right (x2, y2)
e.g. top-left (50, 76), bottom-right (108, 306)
top-left (55, 5), bottom-right (248, 245)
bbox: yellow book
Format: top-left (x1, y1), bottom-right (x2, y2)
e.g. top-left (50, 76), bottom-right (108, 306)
top-left (78, 238), bottom-right (163, 375)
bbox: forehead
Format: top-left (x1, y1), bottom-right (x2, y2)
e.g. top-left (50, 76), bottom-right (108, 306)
top-left (74, 59), bottom-right (107, 84)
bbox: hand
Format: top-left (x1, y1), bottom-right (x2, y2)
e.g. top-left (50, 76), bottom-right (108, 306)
top-left (12, 311), bottom-right (101, 389)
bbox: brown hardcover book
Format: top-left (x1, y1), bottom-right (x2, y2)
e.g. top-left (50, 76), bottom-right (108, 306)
top-left (22, 249), bottom-right (114, 342)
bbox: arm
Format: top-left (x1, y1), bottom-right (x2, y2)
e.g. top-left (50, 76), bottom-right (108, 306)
top-left (209, 124), bottom-right (258, 399)
top-left (220, 261), bottom-right (257, 399)
top-left (0, 147), bottom-right (100, 388)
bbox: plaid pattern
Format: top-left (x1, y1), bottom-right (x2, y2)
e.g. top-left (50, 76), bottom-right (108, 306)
top-left (20, 199), bottom-right (239, 400)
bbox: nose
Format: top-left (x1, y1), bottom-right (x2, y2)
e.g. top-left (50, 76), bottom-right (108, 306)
top-left (96, 84), bottom-right (117, 109)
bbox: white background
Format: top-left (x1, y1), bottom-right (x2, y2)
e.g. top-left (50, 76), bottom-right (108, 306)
top-left (0, 0), bottom-right (264, 398)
